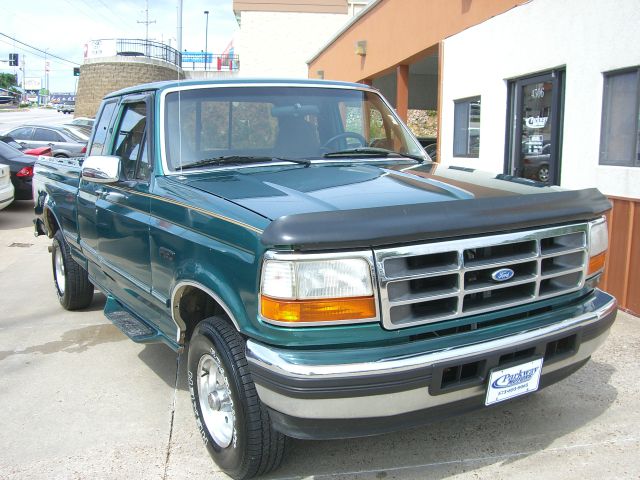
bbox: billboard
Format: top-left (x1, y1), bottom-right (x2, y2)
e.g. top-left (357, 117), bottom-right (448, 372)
top-left (24, 77), bottom-right (42, 91)
top-left (50, 93), bottom-right (76, 103)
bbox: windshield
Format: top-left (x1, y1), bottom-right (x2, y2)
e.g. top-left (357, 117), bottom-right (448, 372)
top-left (164, 86), bottom-right (426, 171)
top-left (62, 126), bottom-right (89, 142)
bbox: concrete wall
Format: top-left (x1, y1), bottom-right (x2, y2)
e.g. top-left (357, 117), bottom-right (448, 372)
top-left (440, 0), bottom-right (640, 199)
top-left (75, 57), bottom-right (184, 118)
top-left (237, 10), bottom-right (348, 78)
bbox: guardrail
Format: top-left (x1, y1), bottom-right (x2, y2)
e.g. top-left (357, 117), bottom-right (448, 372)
top-left (116, 39), bottom-right (182, 67)
top-left (87, 39), bottom-right (240, 72)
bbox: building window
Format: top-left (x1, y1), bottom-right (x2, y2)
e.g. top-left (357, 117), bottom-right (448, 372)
top-left (453, 97), bottom-right (481, 157)
top-left (600, 68), bottom-right (640, 167)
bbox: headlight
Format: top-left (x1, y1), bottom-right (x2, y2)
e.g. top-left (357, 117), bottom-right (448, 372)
top-left (587, 217), bottom-right (608, 276)
top-left (260, 254), bottom-right (376, 325)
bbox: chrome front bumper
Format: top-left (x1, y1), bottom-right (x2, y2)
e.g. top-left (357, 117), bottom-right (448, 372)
top-left (246, 290), bottom-right (616, 433)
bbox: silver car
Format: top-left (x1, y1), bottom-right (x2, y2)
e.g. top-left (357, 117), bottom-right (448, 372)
top-left (4, 125), bottom-right (87, 158)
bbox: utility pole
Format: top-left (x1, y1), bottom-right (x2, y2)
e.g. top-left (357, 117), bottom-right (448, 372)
top-left (137, 0), bottom-right (156, 56)
top-left (21, 55), bottom-right (25, 103)
top-left (204, 10), bottom-right (209, 71)
top-left (44, 49), bottom-right (49, 105)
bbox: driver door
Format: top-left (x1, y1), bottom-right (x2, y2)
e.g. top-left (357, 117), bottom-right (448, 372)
top-left (95, 96), bottom-right (153, 315)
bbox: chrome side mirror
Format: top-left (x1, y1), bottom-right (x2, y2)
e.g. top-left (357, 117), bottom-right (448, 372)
top-left (81, 155), bottom-right (121, 184)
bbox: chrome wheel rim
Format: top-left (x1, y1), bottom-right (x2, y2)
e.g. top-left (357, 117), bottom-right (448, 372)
top-left (538, 167), bottom-right (550, 182)
top-left (197, 352), bottom-right (235, 448)
top-left (54, 246), bottom-right (66, 295)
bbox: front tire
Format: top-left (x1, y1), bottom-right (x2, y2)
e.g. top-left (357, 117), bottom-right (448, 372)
top-left (188, 316), bottom-right (286, 479)
top-left (52, 230), bottom-right (94, 310)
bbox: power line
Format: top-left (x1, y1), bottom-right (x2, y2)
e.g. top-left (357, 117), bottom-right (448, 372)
top-left (92, 0), bottom-right (138, 30)
top-left (0, 32), bottom-right (79, 65)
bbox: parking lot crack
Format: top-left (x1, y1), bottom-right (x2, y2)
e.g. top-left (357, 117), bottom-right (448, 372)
top-left (163, 352), bottom-right (181, 480)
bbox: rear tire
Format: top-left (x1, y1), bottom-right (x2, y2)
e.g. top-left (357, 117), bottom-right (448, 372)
top-left (188, 316), bottom-right (287, 479)
top-left (52, 230), bottom-right (94, 310)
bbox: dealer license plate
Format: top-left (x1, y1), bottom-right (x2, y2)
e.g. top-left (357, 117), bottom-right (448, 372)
top-left (485, 358), bottom-right (543, 406)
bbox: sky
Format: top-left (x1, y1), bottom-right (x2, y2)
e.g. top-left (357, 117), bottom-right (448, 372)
top-left (0, 0), bottom-right (238, 93)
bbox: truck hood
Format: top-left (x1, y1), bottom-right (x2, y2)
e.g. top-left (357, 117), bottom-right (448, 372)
top-left (181, 161), bottom-right (611, 249)
top-left (184, 161), bottom-right (543, 218)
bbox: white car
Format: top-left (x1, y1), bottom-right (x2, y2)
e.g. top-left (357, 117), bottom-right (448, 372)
top-left (0, 163), bottom-right (15, 210)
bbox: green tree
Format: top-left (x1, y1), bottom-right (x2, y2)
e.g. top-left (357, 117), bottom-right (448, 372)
top-left (0, 72), bottom-right (18, 90)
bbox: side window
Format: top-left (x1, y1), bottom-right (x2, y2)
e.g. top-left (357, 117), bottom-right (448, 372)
top-left (10, 127), bottom-right (33, 140)
top-left (112, 101), bottom-right (148, 181)
top-left (453, 97), bottom-right (481, 157)
top-left (33, 128), bottom-right (64, 142)
top-left (89, 100), bottom-right (118, 156)
top-left (600, 68), bottom-right (640, 167)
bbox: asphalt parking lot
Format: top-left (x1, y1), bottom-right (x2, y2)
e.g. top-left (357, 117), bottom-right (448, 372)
top-left (1, 199), bottom-right (639, 480)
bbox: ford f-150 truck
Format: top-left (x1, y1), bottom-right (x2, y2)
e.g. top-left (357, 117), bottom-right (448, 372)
top-left (33, 79), bottom-right (616, 479)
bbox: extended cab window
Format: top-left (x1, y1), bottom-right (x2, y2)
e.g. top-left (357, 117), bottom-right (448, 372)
top-left (340, 100), bottom-right (401, 151)
top-left (165, 95), bottom-right (278, 167)
top-left (113, 101), bottom-right (149, 181)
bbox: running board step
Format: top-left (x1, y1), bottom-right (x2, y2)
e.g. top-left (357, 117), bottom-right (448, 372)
top-left (104, 296), bottom-right (159, 343)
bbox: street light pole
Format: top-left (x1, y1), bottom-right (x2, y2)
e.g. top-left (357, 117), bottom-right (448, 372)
top-left (204, 10), bottom-right (209, 71)
top-left (177, 0), bottom-right (183, 52)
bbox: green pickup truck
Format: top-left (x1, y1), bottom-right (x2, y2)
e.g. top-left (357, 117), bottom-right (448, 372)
top-left (33, 79), bottom-right (616, 479)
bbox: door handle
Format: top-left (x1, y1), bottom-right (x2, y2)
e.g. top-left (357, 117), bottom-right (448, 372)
top-left (104, 191), bottom-right (126, 201)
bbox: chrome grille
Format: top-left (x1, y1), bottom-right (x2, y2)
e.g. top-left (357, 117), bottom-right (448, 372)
top-left (375, 224), bottom-right (588, 330)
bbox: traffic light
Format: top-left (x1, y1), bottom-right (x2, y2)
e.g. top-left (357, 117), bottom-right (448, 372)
top-left (73, 67), bottom-right (80, 76)
top-left (9, 53), bottom-right (18, 66)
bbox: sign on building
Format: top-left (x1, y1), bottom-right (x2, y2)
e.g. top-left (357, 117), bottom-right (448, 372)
top-left (84, 39), bottom-right (117, 59)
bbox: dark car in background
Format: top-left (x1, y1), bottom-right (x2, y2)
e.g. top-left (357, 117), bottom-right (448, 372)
top-left (3, 125), bottom-right (87, 158)
top-left (0, 141), bottom-right (35, 200)
top-left (522, 143), bottom-right (551, 183)
top-left (1, 135), bottom-right (53, 157)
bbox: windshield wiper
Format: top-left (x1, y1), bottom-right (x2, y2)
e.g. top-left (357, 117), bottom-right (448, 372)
top-left (323, 148), bottom-right (426, 162)
top-left (180, 155), bottom-right (310, 170)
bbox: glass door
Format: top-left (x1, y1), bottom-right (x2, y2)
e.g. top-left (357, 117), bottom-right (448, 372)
top-left (506, 70), bottom-right (565, 185)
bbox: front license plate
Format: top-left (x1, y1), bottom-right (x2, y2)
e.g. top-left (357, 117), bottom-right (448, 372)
top-left (485, 358), bottom-right (543, 406)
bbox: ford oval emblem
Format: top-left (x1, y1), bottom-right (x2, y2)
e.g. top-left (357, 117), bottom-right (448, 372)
top-left (491, 268), bottom-right (515, 282)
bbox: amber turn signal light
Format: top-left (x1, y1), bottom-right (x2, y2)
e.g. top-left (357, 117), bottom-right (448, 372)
top-left (587, 252), bottom-right (607, 276)
top-left (261, 295), bottom-right (376, 324)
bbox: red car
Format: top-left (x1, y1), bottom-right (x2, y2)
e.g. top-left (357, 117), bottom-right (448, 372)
top-left (25, 146), bottom-right (53, 156)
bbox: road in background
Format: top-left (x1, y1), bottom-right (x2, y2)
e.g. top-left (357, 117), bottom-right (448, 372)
top-left (1, 202), bottom-right (639, 479)
top-left (0, 108), bottom-right (72, 134)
